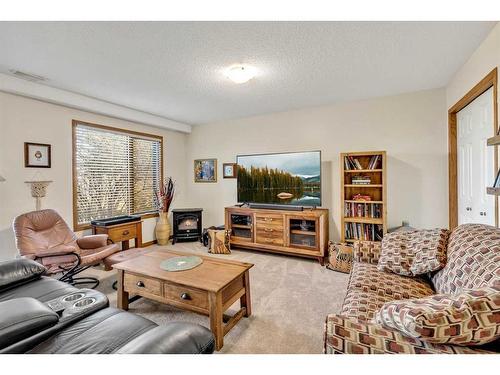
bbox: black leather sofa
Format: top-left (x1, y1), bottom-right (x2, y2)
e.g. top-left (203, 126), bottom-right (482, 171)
top-left (0, 258), bottom-right (215, 354)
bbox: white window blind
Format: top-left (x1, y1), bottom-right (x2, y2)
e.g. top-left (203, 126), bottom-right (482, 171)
top-left (74, 122), bottom-right (162, 227)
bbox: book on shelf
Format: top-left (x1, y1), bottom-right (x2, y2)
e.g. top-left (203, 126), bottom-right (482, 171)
top-left (344, 156), bottom-right (363, 170)
top-left (344, 154), bottom-right (382, 171)
top-left (344, 222), bottom-right (383, 241)
top-left (367, 155), bottom-right (381, 170)
top-left (344, 202), bottom-right (382, 218)
top-left (353, 158), bottom-right (363, 170)
top-left (352, 175), bottom-right (371, 184)
top-left (344, 157), bottom-right (352, 170)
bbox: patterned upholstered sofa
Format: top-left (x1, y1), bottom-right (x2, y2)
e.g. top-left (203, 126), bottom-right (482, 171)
top-left (324, 223), bottom-right (499, 354)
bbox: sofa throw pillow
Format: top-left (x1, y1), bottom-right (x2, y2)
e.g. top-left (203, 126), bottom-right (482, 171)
top-left (208, 229), bottom-right (231, 254)
top-left (374, 286), bottom-right (500, 346)
top-left (326, 242), bottom-right (353, 273)
top-left (377, 229), bottom-right (449, 276)
top-left (353, 241), bottom-right (382, 265)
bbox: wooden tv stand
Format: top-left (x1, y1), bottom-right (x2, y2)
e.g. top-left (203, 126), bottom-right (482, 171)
top-left (225, 206), bottom-right (329, 265)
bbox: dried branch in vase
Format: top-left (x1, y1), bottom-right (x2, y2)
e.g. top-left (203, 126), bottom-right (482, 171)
top-left (156, 177), bottom-right (175, 213)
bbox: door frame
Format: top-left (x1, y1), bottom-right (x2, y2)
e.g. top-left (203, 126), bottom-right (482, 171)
top-left (448, 67), bottom-right (498, 229)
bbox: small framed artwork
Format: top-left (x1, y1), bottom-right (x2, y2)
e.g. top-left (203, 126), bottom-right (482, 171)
top-left (194, 158), bottom-right (217, 182)
top-left (223, 163), bottom-right (237, 178)
top-left (24, 142), bottom-right (51, 168)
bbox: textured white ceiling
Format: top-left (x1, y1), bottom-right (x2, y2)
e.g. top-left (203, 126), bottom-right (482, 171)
top-left (0, 22), bottom-right (495, 125)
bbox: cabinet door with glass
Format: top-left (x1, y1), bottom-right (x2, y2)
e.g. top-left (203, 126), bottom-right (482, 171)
top-left (228, 212), bottom-right (254, 242)
top-left (286, 216), bottom-right (319, 251)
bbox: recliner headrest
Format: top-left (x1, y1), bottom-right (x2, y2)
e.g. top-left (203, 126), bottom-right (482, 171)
top-left (14, 209), bottom-right (66, 232)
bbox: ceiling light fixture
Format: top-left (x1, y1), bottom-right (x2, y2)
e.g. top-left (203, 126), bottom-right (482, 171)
top-left (224, 64), bottom-right (257, 84)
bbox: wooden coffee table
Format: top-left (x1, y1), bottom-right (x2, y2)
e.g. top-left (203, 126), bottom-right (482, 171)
top-left (113, 250), bottom-right (253, 350)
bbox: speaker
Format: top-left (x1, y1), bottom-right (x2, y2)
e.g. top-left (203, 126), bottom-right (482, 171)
top-left (248, 203), bottom-right (304, 211)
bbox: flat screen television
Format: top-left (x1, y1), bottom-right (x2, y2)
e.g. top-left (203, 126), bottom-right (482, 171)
top-left (237, 151), bottom-right (321, 207)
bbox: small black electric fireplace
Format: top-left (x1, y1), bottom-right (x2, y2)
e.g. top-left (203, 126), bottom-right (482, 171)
top-left (172, 208), bottom-right (203, 244)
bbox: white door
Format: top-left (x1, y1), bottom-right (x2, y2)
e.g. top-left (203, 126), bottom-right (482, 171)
top-left (457, 87), bottom-right (495, 225)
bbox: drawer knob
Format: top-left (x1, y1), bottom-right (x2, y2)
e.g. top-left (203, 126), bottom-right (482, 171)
top-left (265, 228), bottom-right (273, 232)
top-left (180, 293), bottom-right (191, 300)
top-left (136, 281), bottom-right (145, 288)
top-left (123, 230), bottom-right (130, 235)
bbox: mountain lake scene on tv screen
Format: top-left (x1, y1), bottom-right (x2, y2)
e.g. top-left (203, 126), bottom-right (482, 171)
top-left (237, 152), bottom-right (321, 207)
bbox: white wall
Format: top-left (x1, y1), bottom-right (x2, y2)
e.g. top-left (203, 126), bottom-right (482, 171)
top-left (185, 88), bottom-right (448, 241)
top-left (0, 92), bottom-right (188, 261)
top-left (446, 23), bottom-right (500, 225)
top-left (446, 23), bottom-right (500, 109)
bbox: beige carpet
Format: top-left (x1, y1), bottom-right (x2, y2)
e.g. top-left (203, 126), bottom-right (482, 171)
top-left (81, 242), bottom-right (349, 354)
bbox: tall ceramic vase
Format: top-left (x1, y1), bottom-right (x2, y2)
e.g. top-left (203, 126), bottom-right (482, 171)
top-left (155, 212), bottom-right (171, 246)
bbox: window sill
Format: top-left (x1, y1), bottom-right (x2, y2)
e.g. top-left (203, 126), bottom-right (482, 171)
top-left (140, 212), bottom-right (159, 220)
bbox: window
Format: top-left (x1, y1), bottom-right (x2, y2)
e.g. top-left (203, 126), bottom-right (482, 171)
top-left (72, 120), bottom-right (163, 230)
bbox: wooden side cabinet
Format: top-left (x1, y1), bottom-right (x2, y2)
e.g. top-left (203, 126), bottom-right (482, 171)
top-left (92, 220), bottom-right (143, 250)
top-left (225, 206), bottom-right (329, 264)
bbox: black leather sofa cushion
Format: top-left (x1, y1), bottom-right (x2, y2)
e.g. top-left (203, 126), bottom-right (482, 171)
top-left (116, 322), bottom-right (216, 354)
top-left (0, 276), bottom-right (76, 303)
top-left (0, 297), bottom-right (59, 349)
top-left (0, 258), bottom-right (46, 292)
top-left (28, 308), bottom-right (215, 354)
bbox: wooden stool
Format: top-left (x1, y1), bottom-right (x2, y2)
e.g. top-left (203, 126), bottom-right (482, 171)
top-left (104, 248), bottom-right (150, 271)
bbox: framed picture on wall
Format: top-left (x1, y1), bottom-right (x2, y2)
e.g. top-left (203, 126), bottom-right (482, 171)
top-left (194, 158), bottom-right (217, 182)
top-left (24, 142), bottom-right (51, 168)
top-left (223, 163), bottom-right (237, 178)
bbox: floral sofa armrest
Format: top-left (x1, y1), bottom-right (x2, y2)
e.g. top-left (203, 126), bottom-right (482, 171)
top-left (324, 314), bottom-right (493, 354)
top-left (353, 241), bottom-right (382, 265)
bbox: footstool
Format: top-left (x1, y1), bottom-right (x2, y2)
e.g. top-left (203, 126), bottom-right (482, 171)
top-left (104, 248), bottom-right (150, 271)
top-left (104, 248), bottom-right (151, 301)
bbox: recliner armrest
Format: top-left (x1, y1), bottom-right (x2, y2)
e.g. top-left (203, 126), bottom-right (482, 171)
top-left (0, 297), bottom-right (59, 350)
top-left (77, 235), bottom-right (108, 249)
top-left (0, 258), bottom-right (46, 291)
top-left (116, 322), bottom-right (215, 354)
top-left (35, 246), bottom-right (80, 258)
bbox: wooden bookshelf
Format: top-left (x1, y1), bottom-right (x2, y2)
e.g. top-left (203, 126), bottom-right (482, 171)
top-left (344, 184), bottom-right (383, 187)
top-left (344, 169), bottom-right (383, 173)
top-left (344, 217), bottom-right (384, 224)
top-left (341, 151), bottom-right (387, 243)
top-left (344, 200), bottom-right (383, 204)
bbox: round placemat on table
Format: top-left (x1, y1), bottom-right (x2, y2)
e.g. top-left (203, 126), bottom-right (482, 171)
top-left (160, 256), bottom-right (203, 272)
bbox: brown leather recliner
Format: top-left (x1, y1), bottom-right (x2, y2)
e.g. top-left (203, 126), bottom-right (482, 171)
top-left (13, 209), bottom-right (120, 288)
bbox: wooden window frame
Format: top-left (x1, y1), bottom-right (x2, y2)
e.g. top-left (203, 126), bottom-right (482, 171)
top-left (72, 119), bottom-right (164, 231)
top-left (448, 68), bottom-right (498, 229)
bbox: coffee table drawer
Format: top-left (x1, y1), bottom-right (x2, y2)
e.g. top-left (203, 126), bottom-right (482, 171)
top-left (124, 273), bottom-right (161, 296)
top-left (164, 283), bottom-right (209, 310)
